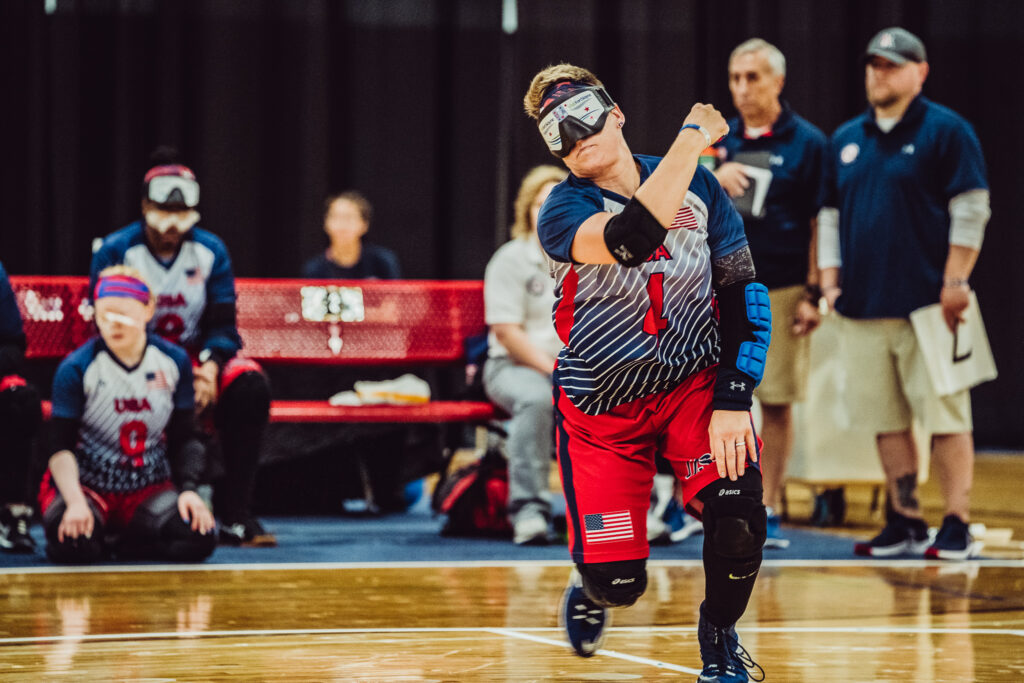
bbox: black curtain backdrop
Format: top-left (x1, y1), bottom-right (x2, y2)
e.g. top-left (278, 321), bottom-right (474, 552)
top-left (2, 0), bottom-right (1021, 448)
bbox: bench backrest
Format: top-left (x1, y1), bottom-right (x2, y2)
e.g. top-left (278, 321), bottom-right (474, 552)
top-left (10, 277), bottom-right (486, 365)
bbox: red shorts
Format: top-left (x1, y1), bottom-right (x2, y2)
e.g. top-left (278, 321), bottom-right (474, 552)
top-left (38, 471), bottom-right (175, 530)
top-left (554, 365), bottom-right (760, 564)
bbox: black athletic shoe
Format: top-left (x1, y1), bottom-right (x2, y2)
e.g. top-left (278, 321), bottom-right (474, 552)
top-left (560, 570), bottom-right (609, 657)
top-left (219, 518), bottom-right (277, 547)
top-left (925, 514), bottom-right (981, 560)
top-left (696, 602), bottom-right (764, 682)
top-left (0, 505), bottom-right (36, 554)
top-left (810, 487), bottom-right (846, 527)
top-left (854, 510), bottom-right (929, 557)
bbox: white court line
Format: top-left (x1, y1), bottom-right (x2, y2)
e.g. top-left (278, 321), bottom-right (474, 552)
top-left (485, 627), bottom-right (701, 675)
top-left (2, 557), bottom-right (1023, 575)
top-left (2, 624), bottom-right (1021, 648)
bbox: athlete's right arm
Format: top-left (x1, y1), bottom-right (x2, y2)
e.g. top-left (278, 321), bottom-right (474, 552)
top-left (48, 446), bottom-right (94, 542)
top-left (569, 104), bottom-right (729, 265)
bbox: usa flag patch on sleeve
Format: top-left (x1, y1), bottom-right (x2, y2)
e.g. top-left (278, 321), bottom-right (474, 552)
top-left (583, 510), bottom-right (634, 543)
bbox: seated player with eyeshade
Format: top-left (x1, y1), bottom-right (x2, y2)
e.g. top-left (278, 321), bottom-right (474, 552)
top-left (40, 266), bottom-right (216, 563)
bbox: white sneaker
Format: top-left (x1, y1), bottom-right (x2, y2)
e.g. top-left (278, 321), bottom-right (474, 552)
top-left (647, 514), bottom-right (670, 543)
top-left (513, 515), bottom-right (549, 545)
top-left (670, 513), bottom-right (705, 542)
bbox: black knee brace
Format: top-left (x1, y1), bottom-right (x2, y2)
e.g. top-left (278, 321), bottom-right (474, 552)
top-left (124, 488), bottom-right (215, 562)
top-left (697, 469), bottom-right (765, 627)
top-left (158, 515), bottom-right (217, 562)
top-left (578, 558), bottom-right (648, 608)
top-left (700, 473), bottom-right (766, 558)
top-left (42, 498), bottom-right (105, 564)
top-left (215, 371), bottom-right (271, 431)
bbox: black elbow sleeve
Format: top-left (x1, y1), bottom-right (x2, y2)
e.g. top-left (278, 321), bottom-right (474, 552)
top-left (713, 280), bottom-right (771, 411)
top-left (603, 199), bottom-right (667, 267)
top-left (166, 409), bottom-right (207, 491)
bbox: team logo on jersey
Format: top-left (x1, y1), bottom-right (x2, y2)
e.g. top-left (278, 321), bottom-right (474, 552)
top-left (114, 397), bottom-right (152, 413)
top-left (840, 143), bottom-right (860, 165)
top-left (526, 275), bottom-right (546, 296)
top-left (644, 245), bottom-right (673, 263)
top-left (158, 293), bottom-right (187, 308)
top-left (684, 452), bottom-right (714, 480)
top-left (901, 144), bottom-right (915, 155)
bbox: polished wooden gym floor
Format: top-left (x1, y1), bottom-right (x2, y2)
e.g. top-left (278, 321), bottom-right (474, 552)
top-left (2, 453), bottom-right (1023, 681)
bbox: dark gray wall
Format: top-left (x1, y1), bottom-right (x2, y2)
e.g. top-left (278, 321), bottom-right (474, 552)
top-left (1, 0), bottom-right (1021, 447)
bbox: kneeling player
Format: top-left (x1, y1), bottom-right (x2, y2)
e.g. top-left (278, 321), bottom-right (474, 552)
top-left (40, 267), bottom-right (216, 563)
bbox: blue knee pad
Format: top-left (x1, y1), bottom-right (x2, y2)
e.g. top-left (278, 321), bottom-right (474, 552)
top-left (578, 558), bottom-right (648, 607)
top-left (737, 283), bottom-right (771, 383)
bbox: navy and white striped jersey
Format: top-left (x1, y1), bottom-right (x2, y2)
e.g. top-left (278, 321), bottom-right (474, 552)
top-left (537, 156), bottom-right (747, 415)
top-left (51, 335), bottom-right (194, 493)
top-left (90, 222), bottom-right (242, 359)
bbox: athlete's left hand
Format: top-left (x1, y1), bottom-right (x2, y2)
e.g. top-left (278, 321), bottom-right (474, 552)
top-left (791, 298), bottom-right (821, 337)
top-left (708, 409), bottom-right (756, 481)
top-left (940, 282), bottom-right (970, 332)
top-left (178, 490), bottom-right (215, 534)
top-left (193, 360), bottom-right (219, 412)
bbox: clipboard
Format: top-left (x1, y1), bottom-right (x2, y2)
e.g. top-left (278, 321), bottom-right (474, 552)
top-left (729, 151), bottom-right (773, 219)
top-left (908, 291), bottom-right (997, 396)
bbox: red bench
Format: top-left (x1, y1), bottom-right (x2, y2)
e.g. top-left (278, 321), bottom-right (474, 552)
top-left (10, 276), bottom-right (499, 425)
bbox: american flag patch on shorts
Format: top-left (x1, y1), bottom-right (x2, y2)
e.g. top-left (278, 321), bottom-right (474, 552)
top-left (583, 510), bottom-right (634, 544)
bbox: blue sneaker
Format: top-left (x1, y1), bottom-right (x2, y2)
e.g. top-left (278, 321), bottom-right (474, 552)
top-left (560, 570), bottom-right (609, 657)
top-left (763, 508), bottom-right (790, 549)
top-left (697, 603), bottom-right (764, 682)
top-left (665, 498), bottom-right (704, 542)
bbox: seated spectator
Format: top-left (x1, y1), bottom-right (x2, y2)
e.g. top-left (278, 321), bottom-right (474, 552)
top-left (40, 266), bottom-right (216, 563)
top-left (483, 165), bottom-right (567, 545)
top-left (90, 148), bottom-right (274, 547)
top-left (0, 261), bottom-right (43, 553)
top-left (302, 191), bottom-right (402, 279)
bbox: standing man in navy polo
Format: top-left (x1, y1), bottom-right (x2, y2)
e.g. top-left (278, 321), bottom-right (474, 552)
top-left (818, 28), bottom-right (991, 560)
top-left (714, 38), bottom-right (827, 549)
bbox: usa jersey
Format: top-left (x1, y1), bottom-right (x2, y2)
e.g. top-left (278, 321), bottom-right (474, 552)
top-left (51, 334), bottom-right (194, 493)
top-left (90, 222), bottom-right (242, 358)
top-left (537, 156), bottom-right (747, 415)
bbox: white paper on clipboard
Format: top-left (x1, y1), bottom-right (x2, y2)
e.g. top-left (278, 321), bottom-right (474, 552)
top-left (909, 291), bottom-right (997, 396)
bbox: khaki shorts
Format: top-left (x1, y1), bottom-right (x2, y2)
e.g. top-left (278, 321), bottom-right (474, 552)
top-left (755, 285), bottom-right (810, 405)
top-left (834, 314), bottom-right (972, 434)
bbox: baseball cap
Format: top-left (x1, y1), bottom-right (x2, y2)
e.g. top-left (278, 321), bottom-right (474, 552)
top-left (865, 27), bottom-right (927, 65)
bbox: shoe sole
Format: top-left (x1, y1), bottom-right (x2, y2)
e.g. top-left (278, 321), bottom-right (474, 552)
top-left (925, 541), bottom-right (982, 561)
top-left (854, 538), bottom-right (930, 557)
top-left (669, 525), bottom-right (704, 542)
top-left (514, 533), bottom-right (550, 546)
top-left (241, 534), bottom-right (278, 548)
top-left (763, 537), bottom-right (790, 549)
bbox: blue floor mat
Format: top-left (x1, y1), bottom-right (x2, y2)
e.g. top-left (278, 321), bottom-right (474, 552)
top-left (0, 509), bottom-right (893, 568)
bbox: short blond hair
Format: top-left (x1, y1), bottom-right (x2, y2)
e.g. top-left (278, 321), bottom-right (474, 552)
top-left (96, 264), bottom-right (155, 304)
top-left (523, 63), bottom-right (604, 120)
top-left (511, 165), bottom-right (567, 239)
